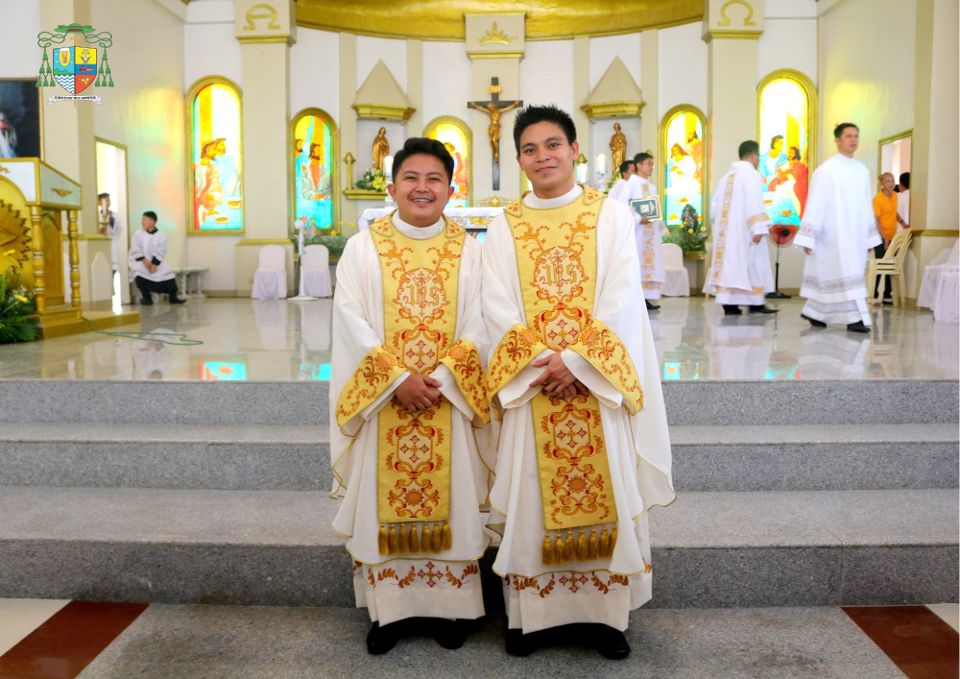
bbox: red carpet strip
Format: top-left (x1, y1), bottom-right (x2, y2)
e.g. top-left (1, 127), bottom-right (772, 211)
top-left (0, 601), bottom-right (148, 679)
top-left (843, 605), bottom-right (959, 679)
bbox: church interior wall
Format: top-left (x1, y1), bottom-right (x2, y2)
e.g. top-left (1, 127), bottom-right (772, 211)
top-left (586, 34), bottom-right (645, 170)
top-left (0, 1), bottom-right (41, 78)
top-left (519, 39), bottom-right (576, 132)
top-left (657, 22), bottom-right (708, 121)
top-left (420, 41), bottom-right (472, 137)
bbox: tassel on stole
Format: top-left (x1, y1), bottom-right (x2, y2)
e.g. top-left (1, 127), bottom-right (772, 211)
top-left (541, 525), bottom-right (618, 565)
top-left (377, 521), bottom-right (452, 555)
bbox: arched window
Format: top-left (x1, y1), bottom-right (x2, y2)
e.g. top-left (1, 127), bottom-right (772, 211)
top-left (757, 69), bottom-right (817, 224)
top-left (292, 108), bottom-right (338, 233)
top-left (187, 77), bottom-right (243, 233)
top-left (660, 105), bottom-right (706, 228)
top-left (423, 116), bottom-right (472, 208)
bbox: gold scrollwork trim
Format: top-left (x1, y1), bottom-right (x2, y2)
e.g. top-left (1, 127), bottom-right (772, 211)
top-left (237, 35), bottom-right (294, 45)
top-left (51, 188), bottom-right (72, 197)
top-left (581, 101), bottom-right (646, 120)
top-left (466, 51), bottom-right (525, 61)
top-left (703, 29), bottom-right (763, 41)
top-left (352, 104), bottom-right (415, 121)
top-left (243, 3), bottom-right (281, 31)
top-left (718, 0), bottom-right (756, 27)
top-left (479, 22), bottom-right (514, 45)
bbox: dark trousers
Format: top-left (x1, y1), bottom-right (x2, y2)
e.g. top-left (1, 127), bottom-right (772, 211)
top-left (134, 276), bottom-right (180, 303)
top-left (874, 243), bottom-right (892, 299)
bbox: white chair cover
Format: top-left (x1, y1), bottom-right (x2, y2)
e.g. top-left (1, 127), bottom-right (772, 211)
top-left (301, 244), bottom-right (333, 298)
top-left (661, 242), bottom-right (690, 297)
top-left (917, 241), bottom-right (959, 313)
top-left (251, 245), bottom-right (287, 300)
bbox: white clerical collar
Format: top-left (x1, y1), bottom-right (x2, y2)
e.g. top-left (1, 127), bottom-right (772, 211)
top-left (524, 183), bottom-right (582, 209)
top-left (391, 212), bottom-right (445, 239)
top-left (632, 174), bottom-right (652, 186)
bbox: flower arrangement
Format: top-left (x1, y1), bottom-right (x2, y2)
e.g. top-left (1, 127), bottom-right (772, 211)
top-left (303, 228), bottom-right (348, 258)
top-left (663, 204), bottom-right (708, 254)
top-left (354, 167), bottom-right (387, 192)
top-left (0, 263), bottom-right (38, 343)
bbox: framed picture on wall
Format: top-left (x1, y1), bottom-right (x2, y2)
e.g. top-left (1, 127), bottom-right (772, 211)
top-left (0, 79), bottom-right (42, 159)
top-left (630, 196), bottom-right (661, 221)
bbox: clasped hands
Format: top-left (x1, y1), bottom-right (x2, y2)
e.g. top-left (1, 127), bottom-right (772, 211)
top-left (395, 373), bottom-right (442, 414)
top-left (530, 352), bottom-right (588, 399)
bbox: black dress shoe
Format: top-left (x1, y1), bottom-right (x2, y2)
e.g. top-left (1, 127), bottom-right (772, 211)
top-left (366, 622), bottom-right (398, 655)
top-left (139, 297), bottom-right (153, 305)
top-left (592, 625), bottom-right (631, 660)
top-left (882, 298), bottom-right (893, 305)
top-left (645, 300), bottom-right (660, 311)
top-left (433, 619), bottom-right (470, 650)
top-left (749, 305), bottom-right (778, 314)
top-left (846, 321), bottom-right (871, 334)
top-left (169, 296), bottom-right (187, 305)
top-left (801, 313), bottom-right (826, 328)
top-left (505, 628), bottom-right (537, 657)
top-left (723, 305), bottom-right (743, 316)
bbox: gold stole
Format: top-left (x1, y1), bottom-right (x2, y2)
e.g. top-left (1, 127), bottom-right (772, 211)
top-left (504, 187), bottom-right (620, 565)
top-left (370, 215), bottom-right (465, 555)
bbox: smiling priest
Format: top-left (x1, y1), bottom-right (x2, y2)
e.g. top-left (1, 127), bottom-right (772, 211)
top-left (330, 138), bottom-right (492, 654)
top-left (481, 106), bottom-right (675, 659)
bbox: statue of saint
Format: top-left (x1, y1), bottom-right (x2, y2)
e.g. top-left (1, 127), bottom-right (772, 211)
top-left (372, 127), bottom-right (390, 173)
top-left (468, 100), bottom-right (521, 162)
top-left (610, 122), bottom-right (627, 173)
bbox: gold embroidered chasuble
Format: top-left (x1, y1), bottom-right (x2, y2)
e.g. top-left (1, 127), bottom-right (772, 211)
top-left (334, 214), bottom-right (488, 556)
top-left (489, 187), bottom-right (645, 566)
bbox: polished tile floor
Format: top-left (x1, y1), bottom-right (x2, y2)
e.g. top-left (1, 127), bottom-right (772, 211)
top-left (0, 297), bottom-right (955, 382)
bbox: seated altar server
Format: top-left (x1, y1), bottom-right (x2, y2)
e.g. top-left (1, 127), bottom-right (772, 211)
top-left (329, 138), bottom-right (491, 655)
top-left (129, 211), bottom-right (185, 305)
top-left (795, 122), bottom-right (881, 333)
top-left (702, 140), bottom-right (778, 315)
top-left (481, 105), bottom-right (674, 659)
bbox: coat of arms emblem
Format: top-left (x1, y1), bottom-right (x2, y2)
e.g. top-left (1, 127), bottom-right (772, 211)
top-left (37, 23), bottom-right (113, 99)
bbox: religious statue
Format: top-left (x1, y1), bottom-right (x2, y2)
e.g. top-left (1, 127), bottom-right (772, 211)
top-left (469, 99), bottom-right (521, 163)
top-left (610, 122), bottom-right (627, 172)
top-left (371, 127), bottom-right (390, 173)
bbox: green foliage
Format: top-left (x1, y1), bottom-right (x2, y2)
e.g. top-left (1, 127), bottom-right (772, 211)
top-left (303, 232), bottom-right (348, 258)
top-left (354, 168), bottom-right (387, 192)
top-left (0, 267), bottom-right (39, 343)
top-left (663, 204), bottom-right (709, 254)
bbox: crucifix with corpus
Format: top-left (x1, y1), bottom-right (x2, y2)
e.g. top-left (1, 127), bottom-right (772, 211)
top-left (468, 77), bottom-right (522, 191)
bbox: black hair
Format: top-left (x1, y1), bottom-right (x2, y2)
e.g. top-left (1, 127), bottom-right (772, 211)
top-left (142, 210), bottom-right (158, 222)
top-left (512, 105), bottom-right (577, 153)
top-left (391, 137), bottom-right (454, 183)
top-left (634, 152), bottom-right (653, 164)
top-left (834, 122), bottom-right (859, 138)
top-left (739, 140), bottom-right (760, 159)
top-left (770, 134), bottom-right (784, 149)
top-left (98, 192), bottom-right (110, 201)
top-left (618, 160), bottom-right (633, 176)
top-left (899, 171), bottom-right (910, 189)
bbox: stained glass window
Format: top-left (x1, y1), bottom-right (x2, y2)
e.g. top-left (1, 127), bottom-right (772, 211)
top-left (661, 107), bottom-right (705, 228)
top-left (189, 79), bottom-right (243, 232)
top-left (293, 109), bottom-right (337, 232)
top-left (424, 117), bottom-right (471, 208)
top-left (758, 71), bottom-right (815, 225)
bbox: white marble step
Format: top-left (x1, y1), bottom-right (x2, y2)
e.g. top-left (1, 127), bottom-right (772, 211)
top-left (0, 486), bottom-right (955, 608)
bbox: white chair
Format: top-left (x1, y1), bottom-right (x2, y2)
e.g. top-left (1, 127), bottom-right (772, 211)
top-left (661, 242), bottom-right (690, 297)
top-left (301, 244), bottom-right (333, 298)
top-left (917, 240), bottom-right (960, 310)
top-left (251, 245), bottom-right (287, 300)
top-left (866, 230), bottom-right (911, 306)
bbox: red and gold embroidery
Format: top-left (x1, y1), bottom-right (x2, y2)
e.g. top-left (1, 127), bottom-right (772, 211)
top-left (357, 561), bottom-right (480, 590)
top-left (370, 215), bottom-right (465, 555)
top-left (335, 344), bottom-right (406, 429)
top-left (439, 339), bottom-right (490, 425)
top-left (506, 569), bottom-right (634, 598)
top-left (486, 324), bottom-right (548, 398)
top-left (571, 318), bottom-right (644, 415)
top-left (504, 187), bottom-right (622, 565)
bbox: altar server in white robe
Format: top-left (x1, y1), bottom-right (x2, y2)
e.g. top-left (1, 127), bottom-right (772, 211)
top-left (482, 105), bottom-right (674, 660)
top-left (330, 138), bottom-right (492, 655)
top-left (128, 211), bottom-right (185, 305)
top-left (613, 152), bottom-right (666, 310)
top-left (703, 140), bottom-right (778, 316)
top-left (794, 123), bottom-right (881, 333)
top-left (606, 160), bottom-right (635, 203)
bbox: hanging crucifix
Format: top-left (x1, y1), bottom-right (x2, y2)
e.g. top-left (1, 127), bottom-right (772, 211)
top-left (468, 77), bottom-right (522, 191)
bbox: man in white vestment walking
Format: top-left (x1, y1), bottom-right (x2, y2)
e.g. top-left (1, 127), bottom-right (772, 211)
top-left (330, 138), bottom-right (491, 654)
top-left (606, 160), bottom-right (635, 203)
top-left (128, 211), bottom-right (185, 305)
top-left (613, 152), bottom-right (666, 310)
top-left (703, 140), bottom-right (778, 316)
top-left (482, 105), bottom-right (674, 659)
top-left (794, 123), bottom-right (881, 333)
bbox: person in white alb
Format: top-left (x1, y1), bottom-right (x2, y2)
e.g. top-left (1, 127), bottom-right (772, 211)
top-left (614, 152), bottom-right (666, 310)
top-left (481, 105), bottom-right (674, 660)
top-left (606, 160), bottom-right (635, 203)
top-left (794, 122), bottom-right (881, 333)
top-left (703, 140), bottom-right (778, 316)
top-left (129, 211), bottom-right (185, 305)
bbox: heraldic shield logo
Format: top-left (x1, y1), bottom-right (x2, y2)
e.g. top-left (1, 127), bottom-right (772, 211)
top-left (37, 23), bottom-right (113, 100)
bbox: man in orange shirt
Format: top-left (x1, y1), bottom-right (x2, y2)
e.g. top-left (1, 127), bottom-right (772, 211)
top-left (872, 172), bottom-right (906, 303)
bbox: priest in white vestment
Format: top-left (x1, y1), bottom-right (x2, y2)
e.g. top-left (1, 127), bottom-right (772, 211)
top-left (794, 123), bottom-right (881, 333)
top-left (128, 211), bottom-right (185, 305)
top-left (330, 139), bottom-right (491, 655)
top-left (482, 106), bottom-right (674, 660)
top-left (606, 160), bottom-right (635, 203)
top-left (613, 152), bottom-right (666, 310)
top-left (703, 141), bottom-right (778, 316)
